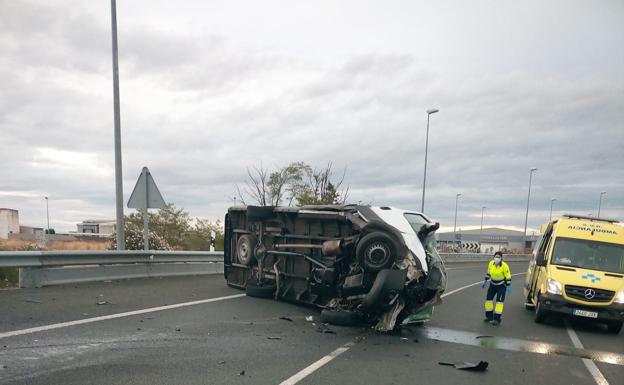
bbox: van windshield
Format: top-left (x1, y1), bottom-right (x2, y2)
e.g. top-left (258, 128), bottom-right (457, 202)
top-left (551, 237), bottom-right (624, 274)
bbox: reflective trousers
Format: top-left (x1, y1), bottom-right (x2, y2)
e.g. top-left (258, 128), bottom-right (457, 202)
top-left (484, 283), bottom-right (506, 321)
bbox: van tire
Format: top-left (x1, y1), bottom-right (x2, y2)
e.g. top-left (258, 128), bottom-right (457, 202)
top-left (246, 282), bottom-right (276, 298)
top-left (356, 232), bottom-right (397, 272)
top-left (607, 321), bottom-right (622, 334)
top-left (236, 234), bottom-right (257, 265)
top-left (321, 309), bottom-right (361, 326)
top-left (534, 295), bottom-right (547, 323)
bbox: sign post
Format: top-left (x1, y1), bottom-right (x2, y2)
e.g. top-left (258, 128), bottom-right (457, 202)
top-left (127, 167), bottom-right (166, 250)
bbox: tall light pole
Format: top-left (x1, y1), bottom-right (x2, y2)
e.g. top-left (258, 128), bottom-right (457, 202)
top-left (597, 191), bottom-right (606, 218)
top-left (111, 0), bottom-right (125, 250)
top-left (549, 198), bottom-right (556, 221)
top-left (44, 196), bottom-right (50, 234)
top-left (480, 205), bottom-right (486, 241)
top-left (523, 167), bottom-right (538, 243)
top-left (453, 193), bottom-right (461, 250)
top-left (421, 108), bottom-right (439, 213)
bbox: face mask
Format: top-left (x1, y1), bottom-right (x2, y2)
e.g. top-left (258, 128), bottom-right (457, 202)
top-left (494, 257), bottom-right (502, 264)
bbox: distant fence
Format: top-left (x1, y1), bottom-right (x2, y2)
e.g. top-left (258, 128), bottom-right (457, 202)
top-left (0, 251), bottom-right (530, 289)
top-left (440, 253), bottom-right (531, 263)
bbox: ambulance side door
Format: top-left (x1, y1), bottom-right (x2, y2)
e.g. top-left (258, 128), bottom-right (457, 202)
top-left (528, 224), bottom-right (554, 303)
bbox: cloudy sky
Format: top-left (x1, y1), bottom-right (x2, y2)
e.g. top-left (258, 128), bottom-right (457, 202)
top-left (1, 0), bottom-right (623, 233)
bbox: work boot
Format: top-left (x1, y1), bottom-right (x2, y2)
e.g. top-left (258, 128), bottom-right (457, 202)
top-left (490, 319), bottom-right (501, 326)
top-left (483, 318), bottom-right (492, 323)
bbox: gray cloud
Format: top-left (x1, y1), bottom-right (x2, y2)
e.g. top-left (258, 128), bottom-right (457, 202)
top-left (1, 0), bottom-right (623, 233)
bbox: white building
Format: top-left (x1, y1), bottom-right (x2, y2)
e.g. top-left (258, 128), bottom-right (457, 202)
top-left (77, 220), bottom-right (116, 235)
top-left (0, 208), bottom-right (20, 239)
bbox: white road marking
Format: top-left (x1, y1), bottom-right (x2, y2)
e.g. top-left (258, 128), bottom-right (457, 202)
top-left (276, 272), bottom-right (527, 385)
top-left (565, 322), bottom-right (609, 385)
top-left (0, 293), bottom-right (245, 340)
top-left (278, 342), bottom-right (355, 385)
top-left (441, 272), bottom-right (524, 298)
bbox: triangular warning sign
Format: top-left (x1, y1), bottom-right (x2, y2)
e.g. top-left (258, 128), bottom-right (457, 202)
top-left (127, 167), bottom-right (166, 209)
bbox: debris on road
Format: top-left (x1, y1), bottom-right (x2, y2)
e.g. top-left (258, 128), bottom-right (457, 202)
top-left (438, 361), bottom-right (489, 371)
top-left (279, 316), bottom-right (293, 322)
top-left (400, 337), bottom-right (409, 341)
top-left (24, 299), bottom-right (42, 304)
top-left (267, 336), bottom-right (282, 340)
top-left (96, 301), bottom-right (109, 305)
top-left (413, 338), bottom-right (419, 343)
top-left (175, 328), bottom-right (181, 332)
top-left (305, 316), bottom-right (314, 322)
top-left (238, 370), bottom-right (245, 376)
top-left (217, 361), bottom-right (226, 365)
top-left (476, 335), bottom-right (494, 339)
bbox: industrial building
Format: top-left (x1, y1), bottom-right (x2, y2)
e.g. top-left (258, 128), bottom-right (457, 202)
top-left (436, 227), bottom-right (540, 253)
top-left (76, 220), bottom-right (116, 235)
top-left (0, 208), bottom-right (20, 239)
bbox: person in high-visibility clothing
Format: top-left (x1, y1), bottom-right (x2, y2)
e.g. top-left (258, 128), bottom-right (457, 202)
top-left (482, 251), bottom-right (512, 325)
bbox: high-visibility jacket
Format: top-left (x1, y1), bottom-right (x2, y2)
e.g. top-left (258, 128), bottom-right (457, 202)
top-left (485, 260), bottom-right (511, 286)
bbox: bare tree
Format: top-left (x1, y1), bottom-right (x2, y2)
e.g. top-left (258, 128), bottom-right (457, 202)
top-left (236, 161), bottom-right (349, 207)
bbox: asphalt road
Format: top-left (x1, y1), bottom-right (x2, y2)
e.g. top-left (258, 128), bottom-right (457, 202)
top-left (0, 261), bottom-right (622, 385)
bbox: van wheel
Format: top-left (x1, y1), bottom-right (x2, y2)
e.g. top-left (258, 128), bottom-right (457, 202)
top-left (246, 281), bottom-right (276, 298)
top-left (356, 232), bottom-right (397, 272)
top-left (236, 234), bottom-right (257, 265)
top-left (534, 295), bottom-right (547, 323)
top-left (321, 309), bottom-right (361, 326)
top-left (607, 321), bottom-right (622, 334)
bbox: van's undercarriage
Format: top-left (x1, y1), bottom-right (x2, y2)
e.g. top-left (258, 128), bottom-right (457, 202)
top-left (224, 205), bottom-right (447, 331)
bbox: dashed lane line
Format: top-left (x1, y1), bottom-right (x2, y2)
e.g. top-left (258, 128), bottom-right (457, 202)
top-left (566, 321), bottom-right (610, 385)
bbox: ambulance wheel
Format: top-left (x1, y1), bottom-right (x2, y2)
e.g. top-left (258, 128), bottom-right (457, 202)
top-left (607, 321), bottom-right (622, 334)
top-left (534, 295), bottom-right (547, 324)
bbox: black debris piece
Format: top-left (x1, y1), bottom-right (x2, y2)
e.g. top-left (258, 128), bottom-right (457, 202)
top-left (175, 328), bottom-right (181, 332)
top-left (438, 361), bottom-right (489, 372)
top-left (267, 337), bottom-right (281, 340)
top-left (25, 299), bottom-right (42, 304)
top-left (218, 361), bottom-right (226, 365)
top-left (279, 316), bottom-right (293, 322)
top-left (476, 335), bottom-right (494, 339)
top-left (413, 338), bottom-right (419, 343)
top-left (238, 370), bottom-right (245, 376)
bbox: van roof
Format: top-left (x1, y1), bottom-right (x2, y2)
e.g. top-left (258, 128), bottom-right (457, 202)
top-left (552, 216), bottom-right (624, 244)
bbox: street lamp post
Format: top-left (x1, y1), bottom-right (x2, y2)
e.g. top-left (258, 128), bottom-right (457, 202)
top-left (523, 167), bottom-right (538, 245)
top-left (44, 196), bottom-right (50, 234)
top-left (453, 193), bottom-right (461, 251)
top-left (598, 191), bottom-right (606, 218)
top-left (421, 108), bottom-right (439, 213)
top-left (111, 0), bottom-right (125, 250)
top-left (549, 198), bottom-right (556, 221)
top-left (480, 205), bottom-right (486, 241)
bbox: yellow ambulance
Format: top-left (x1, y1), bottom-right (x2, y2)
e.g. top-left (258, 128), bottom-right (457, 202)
top-left (524, 214), bottom-right (624, 333)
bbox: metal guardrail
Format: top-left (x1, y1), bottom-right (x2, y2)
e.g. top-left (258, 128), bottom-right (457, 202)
top-left (0, 251), bottom-right (529, 288)
top-left (0, 250), bottom-right (223, 268)
top-left (0, 250), bottom-right (224, 288)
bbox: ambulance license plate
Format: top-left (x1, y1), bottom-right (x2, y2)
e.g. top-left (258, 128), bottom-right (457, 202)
top-left (573, 309), bottom-right (598, 318)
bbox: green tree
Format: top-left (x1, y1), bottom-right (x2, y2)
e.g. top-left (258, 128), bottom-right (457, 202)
top-left (108, 203), bottom-right (223, 251)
